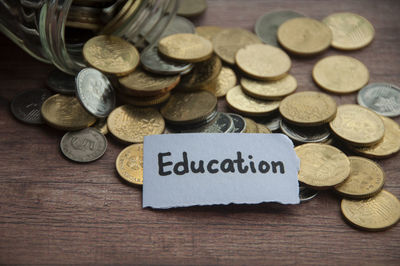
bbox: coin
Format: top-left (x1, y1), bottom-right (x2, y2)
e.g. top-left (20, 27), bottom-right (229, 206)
top-left (161, 15), bottom-right (196, 38)
top-left (195, 26), bottom-right (223, 41)
top-left (295, 143), bottom-right (350, 189)
top-left (158, 33), bottom-right (213, 63)
top-left (277, 17), bottom-right (332, 55)
top-left (160, 90), bottom-right (217, 125)
top-left (329, 104), bottom-right (385, 146)
top-left (280, 120), bottom-right (331, 144)
top-left (350, 116), bottom-right (400, 159)
top-left (101, 0), bottom-right (142, 35)
top-left (46, 69), bottom-right (76, 95)
top-left (76, 68), bottom-right (115, 118)
top-left (357, 83), bottom-right (400, 117)
top-left (341, 190), bottom-right (400, 231)
top-left (253, 114), bottom-right (281, 132)
top-left (117, 92), bottom-right (171, 107)
top-left (41, 94), bottom-right (96, 130)
top-left (226, 85), bottom-right (280, 116)
top-left (83, 35), bottom-right (139, 76)
top-left (60, 128), bottom-right (107, 163)
top-left (322, 12), bottom-right (375, 50)
top-left (181, 112), bottom-right (234, 133)
top-left (240, 74), bottom-right (297, 100)
top-left (214, 67), bottom-right (237, 97)
top-left (334, 157), bottom-right (384, 199)
top-left (299, 185), bottom-right (319, 203)
top-left (213, 28), bottom-right (261, 64)
top-left (244, 118), bottom-right (258, 133)
top-left (177, 0), bottom-right (207, 17)
top-left (116, 144), bottom-right (144, 186)
top-left (313, 55), bottom-right (369, 94)
top-left (254, 10), bottom-right (304, 46)
top-left (236, 43), bottom-right (291, 81)
top-left (140, 45), bottom-right (193, 75)
top-left (92, 118), bottom-right (108, 135)
top-left (11, 89), bottom-right (52, 125)
top-left (279, 91), bottom-right (337, 126)
top-left (227, 113), bottom-right (246, 133)
top-left (256, 124), bottom-right (271, 134)
top-left (118, 67), bottom-right (180, 96)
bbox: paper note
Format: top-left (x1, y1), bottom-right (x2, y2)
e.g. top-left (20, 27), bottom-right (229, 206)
top-left (143, 133), bottom-right (300, 209)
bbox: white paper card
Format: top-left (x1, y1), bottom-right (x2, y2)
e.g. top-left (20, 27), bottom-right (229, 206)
top-left (143, 133), bottom-right (300, 209)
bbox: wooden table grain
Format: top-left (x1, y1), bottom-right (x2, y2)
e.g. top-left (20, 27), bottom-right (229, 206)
top-left (1, 0), bottom-right (400, 264)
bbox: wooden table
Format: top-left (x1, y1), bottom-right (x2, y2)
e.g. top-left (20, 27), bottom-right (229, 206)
top-left (1, 0), bottom-right (399, 264)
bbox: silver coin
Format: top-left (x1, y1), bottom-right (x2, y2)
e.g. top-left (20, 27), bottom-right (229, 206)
top-left (253, 114), bottom-right (281, 132)
top-left (227, 113), bottom-right (246, 133)
top-left (181, 112), bottom-right (234, 133)
top-left (10, 89), bottom-right (52, 125)
top-left (46, 69), bottom-right (76, 95)
top-left (76, 68), bottom-right (115, 118)
top-left (141, 45), bottom-right (193, 75)
top-left (299, 185), bottom-right (318, 203)
top-left (255, 10), bottom-right (304, 46)
top-left (60, 127), bottom-right (107, 163)
top-left (280, 120), bottom-right (331, 144)
top-left (357, 83), bottom-right (400, 117)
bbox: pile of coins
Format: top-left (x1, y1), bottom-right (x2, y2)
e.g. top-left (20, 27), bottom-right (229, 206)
top-left (9, 2), bottom-right (400, 231)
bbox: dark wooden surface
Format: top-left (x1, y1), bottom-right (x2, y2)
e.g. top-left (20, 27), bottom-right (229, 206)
top-left (1, 0), bottom-right (400, 264)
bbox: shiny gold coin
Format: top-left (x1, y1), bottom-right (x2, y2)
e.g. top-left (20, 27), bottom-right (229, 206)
top-left (41, 94), bottom-right (96, 130)
top-left (279, 91), bottom-right (337, 126)
top-left (351, 116), bottom-right (400, 159)
top-left (177, 55), bottom-right (222, 91)
top-left (322, 12), bottom-right (375, 50)
top-left (177, 0), bottom-right (207, 17)
top-left (158, 33), bottom-right (213, 63)
top-left (313, 55), bottom-right (369, 94)
top-left (226, 85), bottom-right (280, 116)
top-left (117, 92), bottom-right (171, 107)
top-left (116, 144), bottom-right (143, 186)
top-left (341, 190), bottom-right (400, 231)
top-left (235, 43), bottom-right (291, 81)
top-left (160, 90), bottom-right (217, 125)
top-left (240, 74), bottom-right (297, 100)
top-left (213, 28), bottom-right (261, 64)
top-left (118, 68), bottom-right (180, 96)
top-left (334, 156), bottom-right (384, 199)
top-left (244, 118), bottom-right (258, 133)
top-left (277, 17), bottom-right (332, 55)
top-left (329, 104), bottom-right (384, 146)
top-left (107, 105), bottom-right (165, 143)
top-left (295, 143), bottom-right (351, 189)
top-left (83, 35), bottom-right (139, 76)
top-left (215, 67), bottom-right (237, 97)
top-left (256, 123), bottom-right (272, 134)
top-left (196, 26), bottom-right (223, 41)
top-left (92, 118), bottom-right (108, 135)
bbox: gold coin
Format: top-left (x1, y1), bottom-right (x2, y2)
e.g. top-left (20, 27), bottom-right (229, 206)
top-left (177, 55), bottom-right (222, 91)
top-left (101, 0), bottom-right (137, 34)
top-left (334, 156), bottom-right (385, 199)
top-left (277, 17), bottom-right (332, 55)
top-left (158, 33), bottom-right (213, 63)
top-left (41, 94), bottom-right (96, 130)
top-left (329, 104), bottom-right (384, 146)
top-left (107, 105), bottom-right (165, 143)
top-left (226, 85), bottom-right (280, 116)
top-left (313, 55), bottom-right (369, 94)
top-left (118, 67), bottom-right (180, 96)
top-left (160, 90), bottom-right (217, 125)
top-left (279, 91), bottom-right (337, 126)
top-left (295, 143), bottom-right (350, 189)
top-left (215, 67), bottom-right (237, 97)
top-left (240, 74), bottom-right (297, 100)
top-left (322, 12), bottom-right (375, 50)
top-left (235, 43), bottom-right (291, 81)
top-left (244, 118), bottom-right (258, 133)
top-left (212, 28), bottom-right (261, 64)
top-left (92, 118), bottom-right (108, 135)
top-left (116, 144), bottom-right (143, 186)
top-left (195, 26), bottom-right (223, 41)
top-left (177, 0), bottom-right (207, 17)
top-left (256, 123), bottom-right (272, 134)
top-left (351, 116), bottom-right (400, 159)
top-left (117, 92), bottom-right (171, 107)
top-left (341, 190), bottom-right (400, 231)
top-left (83, 35), bottom-right (139, 76)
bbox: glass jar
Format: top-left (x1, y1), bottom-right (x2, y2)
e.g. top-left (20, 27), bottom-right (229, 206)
top-left (0, 0), bottom-right (178, 74)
